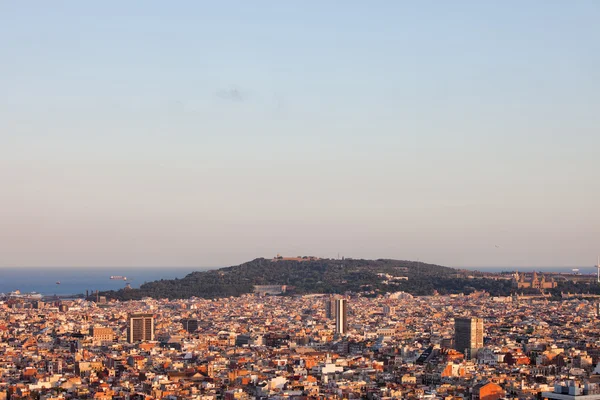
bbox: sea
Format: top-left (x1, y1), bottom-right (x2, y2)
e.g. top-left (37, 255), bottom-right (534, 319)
top-left (0, 265), bottom-right (596, 297)
top-left (461, 266), bottom-right (599, 274)
top-left (0, 267), bottom-right (212, 296)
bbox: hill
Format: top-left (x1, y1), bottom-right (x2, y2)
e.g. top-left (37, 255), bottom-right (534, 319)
top-left (100, 258), bottom-right (515, 300)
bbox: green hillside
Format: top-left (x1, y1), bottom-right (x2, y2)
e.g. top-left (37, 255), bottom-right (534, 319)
top-left (100, 258), bottom-right (515, 300)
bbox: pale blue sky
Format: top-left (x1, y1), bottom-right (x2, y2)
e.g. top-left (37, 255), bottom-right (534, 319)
top-left (1, 1), bottom-right (599, 268)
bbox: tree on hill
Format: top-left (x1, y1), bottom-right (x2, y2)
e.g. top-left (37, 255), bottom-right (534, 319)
top-left (100, 258), bottom-right (511, 300)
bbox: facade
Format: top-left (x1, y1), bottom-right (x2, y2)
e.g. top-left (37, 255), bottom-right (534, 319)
top-left (335, 298), bottom-right (348, 335)
top-left (512, 271), bottom-right (557, 289)
top-left (89, 326), bottom-right (114, 342)
top-left (325, 296), bottom-right (338, 319)
top-left (454, 317), bottom-right (483, 359)
top-left (180, 318), bottom-right (199, 333)
top-left (272, 254), bottom-right (320, 262)
top-left (3, 290), bottom-right (600, 399)
top-left (127, 313), bottom-right (154, 343)
top-left (473, 382), bottom-right (505, 400)
top-left (541, 381), bottom-right (600, 400)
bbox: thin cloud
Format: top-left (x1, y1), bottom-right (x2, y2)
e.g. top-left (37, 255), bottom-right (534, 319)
top-left (216, 87), bottom-right (245, 102)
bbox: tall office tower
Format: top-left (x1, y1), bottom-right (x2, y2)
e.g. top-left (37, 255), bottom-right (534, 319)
top-left (335, 298), bottom-right (348, 335)
top-left (382, 305), bottom-right (395, 316)
top-left (181, 318), bottom-right (199, 333)
top-left (127, 313), bottom-right (154, 343)
top-left (454, 317), bottom-right (484, 359)
top-left (325, 296), bottom-right (337, 319)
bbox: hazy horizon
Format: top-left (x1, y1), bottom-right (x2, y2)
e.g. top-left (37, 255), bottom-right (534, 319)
top-left (1, 2), bottom-right (599, 268)
top-left (0, 260), bottom-right (598, 271)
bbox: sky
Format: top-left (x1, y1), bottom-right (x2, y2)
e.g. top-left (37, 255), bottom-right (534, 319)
top-left (1, 1), bottom-right (599, 268)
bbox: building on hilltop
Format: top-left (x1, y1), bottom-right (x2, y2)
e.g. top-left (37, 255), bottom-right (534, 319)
top-left (272, 254), bottom-right (321, 262)
top-left (512, 271), bottom-right (557, 289)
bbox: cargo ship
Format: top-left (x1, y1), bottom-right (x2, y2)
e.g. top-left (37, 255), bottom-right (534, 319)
top-left (6, 291), bottom-right (43, 299)
top-left (110, 276), bottom-right (127, 281)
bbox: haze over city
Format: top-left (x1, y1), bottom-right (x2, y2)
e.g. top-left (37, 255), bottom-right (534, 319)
top-left (1, 1), bottom-right (599, 268)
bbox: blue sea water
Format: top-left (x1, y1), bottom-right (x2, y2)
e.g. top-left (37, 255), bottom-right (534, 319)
top-left (0, 267), bottom-right (214, 296)
top-left (460, 266), bottom-right (599, 274)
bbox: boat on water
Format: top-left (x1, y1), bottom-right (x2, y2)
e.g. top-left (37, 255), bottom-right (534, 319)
top-left (7, 290), bottom-right (43, 299)
top-left (56, 281), bottom-right (61, 284)
top-left (110, 275), bottom-right (127, 280)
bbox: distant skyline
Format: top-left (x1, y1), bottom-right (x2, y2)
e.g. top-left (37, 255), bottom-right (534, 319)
top-left (1, 1), bottom-right (599, 268)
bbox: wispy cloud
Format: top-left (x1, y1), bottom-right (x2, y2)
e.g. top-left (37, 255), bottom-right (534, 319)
top-left (216, 87), bottom-right (245, 102)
